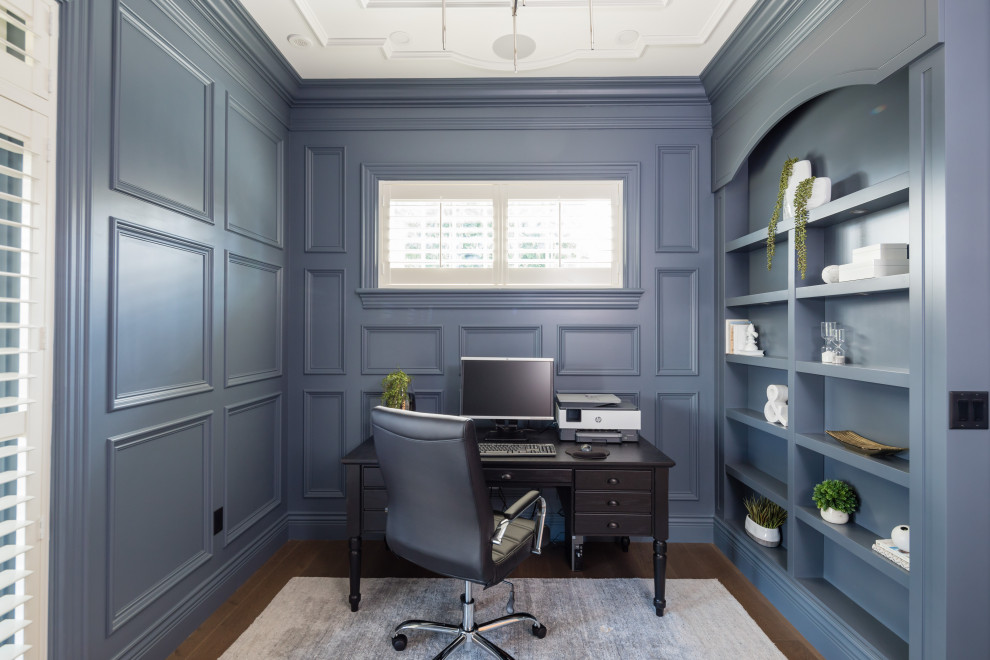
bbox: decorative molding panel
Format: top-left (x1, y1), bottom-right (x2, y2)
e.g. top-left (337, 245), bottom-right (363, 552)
top-left (656, 268), bottom-right (699, 376)
top-left (109, 219), bottom-right (213, 410)
top-left (557, 326), bottom-right (641, 376)
top-left (224, 393), bottom-right (282, 543)
top-left (225, 252), bottom-right (283, 386)
top-left (361, 326), bottom-right (444, 375)
top-left (111, 4), bottom-right (214, 222)
top-left (303, 390), bottom-right (346, 498)
top-left (304, 270), bottom-right (345, 374)
top-left (305, 146), bottom-right (346, 252)
top-left (656, 392), bottom-right (700, 501)
top-left (106, 412), bottom-right (212, 632)
top-left (225, 93), bottom-right (284, 247)
top-left (149, 0), bottom-right (295, 120)
top-left (656, 145), bottom-right (700, 252)
top-left (459, 326), bottom-right (542, 359)
top-left (361, 390), bottom-right (445, 438)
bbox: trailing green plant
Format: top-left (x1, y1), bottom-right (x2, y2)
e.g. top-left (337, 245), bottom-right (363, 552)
top-left (766, 157), bottom-right (798, 271)
top-left (793, 176), bottom-right (816, 280)
top-left (743, 495), bottom-right (787, 529)
top-left (812, 479), bottom-right (858, 514)
top-left (381, 370), bottom-right (411, 410)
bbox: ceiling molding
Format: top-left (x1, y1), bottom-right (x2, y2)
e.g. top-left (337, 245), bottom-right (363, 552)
top-left (292, 76), bottom-right (709, 108)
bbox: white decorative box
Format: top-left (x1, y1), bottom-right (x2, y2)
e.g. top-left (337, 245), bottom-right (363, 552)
top-left (838, 259), bottom-right (909, 282)
top-left (852, 243), bottom-right (909, 263)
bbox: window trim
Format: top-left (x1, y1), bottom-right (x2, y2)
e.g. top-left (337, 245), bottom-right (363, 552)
top-left (359, 163), bottom-right (643, 309)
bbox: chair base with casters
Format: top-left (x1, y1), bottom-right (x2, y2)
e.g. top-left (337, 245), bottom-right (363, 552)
top-left (391, 579), bottom-right (547, 660)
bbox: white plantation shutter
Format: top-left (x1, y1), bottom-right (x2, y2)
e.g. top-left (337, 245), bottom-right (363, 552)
top-left (379, 180), bottom-right (622, 288)
top-left (0, 0), bottom-right (57, 658)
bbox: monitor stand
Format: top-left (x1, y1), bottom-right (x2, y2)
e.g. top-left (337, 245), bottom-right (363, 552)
top-left (487, 421), bottom-right (528, 440)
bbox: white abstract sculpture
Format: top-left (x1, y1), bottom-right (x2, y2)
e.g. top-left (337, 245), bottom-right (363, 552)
top-left (737, 323), bottom-right (765, 357)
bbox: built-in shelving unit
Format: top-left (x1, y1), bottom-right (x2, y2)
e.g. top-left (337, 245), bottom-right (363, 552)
top-left (719, 163), bottom-right (915, 659)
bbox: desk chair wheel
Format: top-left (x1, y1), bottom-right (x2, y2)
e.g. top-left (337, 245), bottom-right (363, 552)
top-left (391, 633), bottom-right (407, 651)
top-left (532, 623), bottom-right (548, 639)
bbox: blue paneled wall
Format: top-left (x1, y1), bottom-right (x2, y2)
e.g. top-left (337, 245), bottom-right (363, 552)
top-left (285, 88), bottom-right (717, 542)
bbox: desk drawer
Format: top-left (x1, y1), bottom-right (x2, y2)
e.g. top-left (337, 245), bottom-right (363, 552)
top-left (575, 491), bottom-right (651, 514)
top-left (364, 489), bottom-right (388, 510)
top-left (363, 466), bottom-right (385, 488)
top-left (574, 513), bottom-right (652, 536)
top-left (484, 468), bottom-right (571, 485)
top-left (362, 510), bottom-right (387, 533)
top-left (576, 469), bottom-right (651, 491)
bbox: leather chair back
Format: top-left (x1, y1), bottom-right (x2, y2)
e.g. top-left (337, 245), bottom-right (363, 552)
top-left (371, 406), bottom-right (494, 584)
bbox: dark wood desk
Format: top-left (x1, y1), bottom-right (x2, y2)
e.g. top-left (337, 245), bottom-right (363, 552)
top-left (342, 433), bottom-right (675, 616)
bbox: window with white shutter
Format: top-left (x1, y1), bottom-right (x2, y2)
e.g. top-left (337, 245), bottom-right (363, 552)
top-left (0, 0), bottom-right (58, 658)
top-left (379, 180), bottom-right (623, 288)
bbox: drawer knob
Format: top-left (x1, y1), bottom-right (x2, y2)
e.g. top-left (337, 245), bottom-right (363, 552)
top-left (500, 473), bottom-right (513, 480)
top-left (606, 477), bottom-right (619, 485)
top-left (607, 521), bottom-right (619, 529)
top-left (607, 500), bottom-right (619, 507)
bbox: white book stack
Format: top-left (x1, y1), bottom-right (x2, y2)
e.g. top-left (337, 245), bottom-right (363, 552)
top-left (872, 538), bottom-right (910, 570)
top-left (724, 319), bottom-right (750, 354)
top-left (838, 243), bottom-right (909, 282)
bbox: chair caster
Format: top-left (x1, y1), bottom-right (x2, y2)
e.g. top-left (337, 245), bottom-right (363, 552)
top-left (391, 634), bottom-right (407, 651)
top-left (532, 623), bottom-right (548, 639)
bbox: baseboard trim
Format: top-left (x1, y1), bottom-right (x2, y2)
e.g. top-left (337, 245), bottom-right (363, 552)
top-left (120, 516), bottom-right (289, 660)
top-left (713, 517), bottom-right (886, 660)
top-left (669, 516), bottom-right (715, 542)
top-left (286, 511), bottom-right (347, 539)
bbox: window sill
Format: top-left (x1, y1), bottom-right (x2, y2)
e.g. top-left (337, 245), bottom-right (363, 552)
top-left (356, 288), bottom-right (645, 310)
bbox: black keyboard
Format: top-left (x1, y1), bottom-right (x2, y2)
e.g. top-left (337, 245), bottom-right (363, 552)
top-left (478, 442), bottom-right (557, 457)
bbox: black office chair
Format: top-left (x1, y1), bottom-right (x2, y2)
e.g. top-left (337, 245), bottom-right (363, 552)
top-left (371, 406), bottom-right (548, 659)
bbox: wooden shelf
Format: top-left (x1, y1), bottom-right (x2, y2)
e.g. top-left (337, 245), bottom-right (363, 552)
top-left (726, 290), bottom-right (789, 307)
top-left (795, 506), bottom-right (910, 588)
top-left (726, 407), bottom-right (790, 440)
top-left (725, 462), bottom-right (787, 507)
top-left (726, 354), bottom-right (789, 369)
top-left (795, 433), bottom-right (909, 487)
top-left (806, 173), bottom-right (910, 228)
top-left (724, 515), bottom-right (788, 572)
top-left (725, 226), bottom-right (781, 253)
top-left (796, 274), bottom-right (910, 299)
top-left (795, 361), bottom-right (909, 387)
top-left (798, 577), bottom-right (908, 659)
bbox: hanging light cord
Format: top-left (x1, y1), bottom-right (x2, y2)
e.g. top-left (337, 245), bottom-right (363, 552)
top-left (511, 0), bottom-right (520, 72)
top-left (442, 0), bottom-right (447, 50)
top-left (589, 0), bottom-right (595, 50)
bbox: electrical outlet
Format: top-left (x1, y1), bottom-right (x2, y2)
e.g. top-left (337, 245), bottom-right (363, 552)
top-left (949, 391), bottom-right (989, 429)
top-left (213, 507), bottom-right (224, 535)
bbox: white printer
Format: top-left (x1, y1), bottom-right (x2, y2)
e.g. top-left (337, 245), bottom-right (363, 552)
top-left (554, 393), bottom-right (641, 443)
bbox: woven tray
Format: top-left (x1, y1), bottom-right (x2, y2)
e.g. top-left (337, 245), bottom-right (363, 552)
top-left (826, 430), bottom-right (907, 456)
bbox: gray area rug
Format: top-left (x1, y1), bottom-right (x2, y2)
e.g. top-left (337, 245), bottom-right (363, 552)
top-left (222, 577), bottom-right (786, 659)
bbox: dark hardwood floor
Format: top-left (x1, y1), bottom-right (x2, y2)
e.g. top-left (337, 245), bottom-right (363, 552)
top-left (168, 540), bottom-right (823, 659)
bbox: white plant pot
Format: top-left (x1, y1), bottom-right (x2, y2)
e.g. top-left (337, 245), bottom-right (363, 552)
top-left (820, 507), bottom-right (849, 524)
top-left (745, 515), bottom-right (782, 547)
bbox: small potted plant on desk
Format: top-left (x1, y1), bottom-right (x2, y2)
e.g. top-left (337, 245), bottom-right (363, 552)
top-left (812, 479), bottom-right (858, 524)
top-left (381, 369), bottom-right (413, 410)
top-left (743, 495), bottom-right (787, 547)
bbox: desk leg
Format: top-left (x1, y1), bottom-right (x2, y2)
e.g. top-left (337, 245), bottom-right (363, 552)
top-left (349, 536), bottom-right (362, 612)
top-left (653, 539), bottom-right (667, 616)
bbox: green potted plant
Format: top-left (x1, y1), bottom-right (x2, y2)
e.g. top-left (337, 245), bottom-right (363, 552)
top-left (812, 479), bottom-right (858, 524)
top-left (743, 495), bottom-right (787, 547)
top-left (380, 369), bottom-right (412, 410)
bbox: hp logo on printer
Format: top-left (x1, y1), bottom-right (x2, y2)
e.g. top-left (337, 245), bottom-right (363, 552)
top-left (595, 416), bottom-right (602, 423)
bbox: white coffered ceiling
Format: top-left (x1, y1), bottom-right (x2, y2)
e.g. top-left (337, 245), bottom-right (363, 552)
top-left (240, 0), bottom-right (757, 79)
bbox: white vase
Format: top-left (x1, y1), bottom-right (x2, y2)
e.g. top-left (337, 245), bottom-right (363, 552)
top-left (745, 515), bottom-right (782, 547)
top-left (891, 525), bottom-right (910, 552)
top-left (820, 507), bottom-right (849, 524)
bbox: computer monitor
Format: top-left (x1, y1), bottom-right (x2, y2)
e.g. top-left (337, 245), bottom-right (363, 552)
top-left (459, 357), bottom-right (555, 439)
